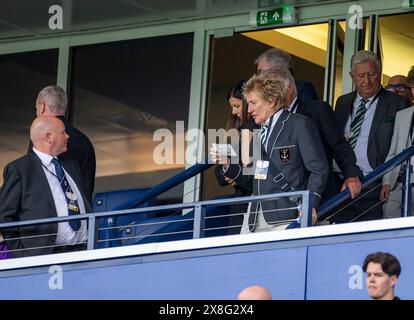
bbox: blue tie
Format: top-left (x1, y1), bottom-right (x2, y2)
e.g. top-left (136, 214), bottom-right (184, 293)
top-left (51, 158), bottom-right (81, 231)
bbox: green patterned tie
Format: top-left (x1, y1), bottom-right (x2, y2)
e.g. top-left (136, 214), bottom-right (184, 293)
top-left (348, 98), bottom-right (367, 148)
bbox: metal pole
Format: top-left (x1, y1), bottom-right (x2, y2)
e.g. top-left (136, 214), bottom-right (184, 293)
top-left (193, 205), bottom-right (205, 239)
top-left (402, 160), bottom-right (413, 217)
top-left (87, 215), bottom-right (96, 250)
top-left (300, 191), bottom-right (312, 228)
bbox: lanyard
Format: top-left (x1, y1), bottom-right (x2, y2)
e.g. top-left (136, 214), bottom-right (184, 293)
top-left (41, 162), bottom-right (70, 193)
top-left (351, 89), bottom-right (381, 120)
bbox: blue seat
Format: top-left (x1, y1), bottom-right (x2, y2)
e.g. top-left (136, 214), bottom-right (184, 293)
top-left (93, 188), bottom-right (156, 248)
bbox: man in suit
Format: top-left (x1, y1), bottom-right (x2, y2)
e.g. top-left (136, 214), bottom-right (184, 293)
top-left (211, 70), bottom-right (328, 233)
top-left (265, 67), bottom-right (363, 204)
top-left (0, 116), bottom-right (91, 258)
top-left (380, 106), bottom-right (414, 218)
top-left (34, 85), bottom-right (96, 203)
top-left (333, 50), bottom-right (410, 223)
top-left (255, 48), bottom-right (319, 102)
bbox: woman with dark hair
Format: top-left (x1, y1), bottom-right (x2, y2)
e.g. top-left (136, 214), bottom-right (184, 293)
top-left (213, 80), bottom-right (259, 234)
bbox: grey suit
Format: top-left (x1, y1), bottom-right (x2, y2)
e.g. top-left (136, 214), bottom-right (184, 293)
top-left (382, 106), bottom-right (414, 218)
top-left (224, 110), bottom-right (328, 231)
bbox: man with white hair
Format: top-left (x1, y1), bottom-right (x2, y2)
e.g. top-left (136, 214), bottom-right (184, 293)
top-left (34, 85), bottom-right (96, 202)
top-left (333, 50), bottom-right (410, 223)
top-left (255, 47), bottom-right (319, 102)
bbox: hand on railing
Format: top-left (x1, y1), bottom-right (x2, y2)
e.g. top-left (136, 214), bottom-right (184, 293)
top-left (379, 184), bottom-right (391, 202)
top-left (341, 176), bottom-right (362, 199)
top-left (298, 208), bottom-right (318, 225)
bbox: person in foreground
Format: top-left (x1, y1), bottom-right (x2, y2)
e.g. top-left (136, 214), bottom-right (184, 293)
top-left (363, 251), bottom-right (401, 300)
top-left (237, 285), bottom-right (272, 300)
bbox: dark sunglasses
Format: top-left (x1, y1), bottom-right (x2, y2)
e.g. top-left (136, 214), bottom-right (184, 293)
top-left (385, 84), bottom-right (411, 93)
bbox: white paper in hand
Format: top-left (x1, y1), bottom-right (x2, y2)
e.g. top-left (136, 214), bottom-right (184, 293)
top-left (212, 143), bottom-right (237, 157)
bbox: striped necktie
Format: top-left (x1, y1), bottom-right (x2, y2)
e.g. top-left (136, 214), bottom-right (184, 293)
top-left (348, 98), bottom-right (367, 148)
top-left (51, 158), bottom-right (81, 231)
top-left (260, 121), bottom-right (269, 148)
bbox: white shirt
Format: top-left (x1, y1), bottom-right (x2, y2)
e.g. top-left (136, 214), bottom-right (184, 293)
top-left (345, 91), bottom-right (380, 176)
top-left (263, 108), bottom-right (284, 152)
top-left (287, 97), bottom-right (298, 113)
top-left (33, 148), bottom-right (87, 245)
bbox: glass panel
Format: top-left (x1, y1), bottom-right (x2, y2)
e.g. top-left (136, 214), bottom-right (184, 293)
top-left (378, 13), bottom-right (414, 87)
top-left (242, 22), bottom-right (328, 100)
top-left (203, 23), bottom-right (329, 200)
top-left (70, 33), bottom-right (193, 200)
top-left (333, 20), bottom-right (346, 107)
top-left (0, 50), bottom-right (58, 185)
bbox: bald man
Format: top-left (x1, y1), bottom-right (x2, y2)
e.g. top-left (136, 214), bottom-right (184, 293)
top-left (0, 116), bottom-right (91, 258)
top-left (386, 75), bottom-right (413, 103)
top-left (237, 285), bottom-right (272, 300)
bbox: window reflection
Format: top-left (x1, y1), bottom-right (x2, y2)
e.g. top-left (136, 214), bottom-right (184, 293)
top-left (0, 50), bottom-right (58, 185)
top-left (69, 33), bottom-right (193, 194)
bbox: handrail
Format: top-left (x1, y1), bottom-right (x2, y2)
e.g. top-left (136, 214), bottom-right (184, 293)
top-left (113, 160), bottom-right (213, 210)
top-left (319, 145), bottom-right (414, 217)
top-left (0, 190), bottom-right (312, 254)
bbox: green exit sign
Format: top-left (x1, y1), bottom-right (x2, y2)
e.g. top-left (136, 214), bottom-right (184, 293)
top-left (250, 5), bottom-right (296, 27)
top-left (401, 0), bottom-right (414, 9)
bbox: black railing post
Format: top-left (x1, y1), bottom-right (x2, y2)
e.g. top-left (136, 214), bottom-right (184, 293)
top-left (193, 205), bottom-right (205, 239)
top-left (402, 160), bottom-right (413, 217)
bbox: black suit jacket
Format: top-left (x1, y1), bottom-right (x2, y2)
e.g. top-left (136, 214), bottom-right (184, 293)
top-left (0, 153), bottom-right (92, 258)
top-left (58, 116), bottom-right (96, 203)
top-left (335, 88), bottom-right (410, 169)
top-left (295, 99), bottom-right (363, 201)
top-left (28, 116), bottom-right (96, 203)
top-left (225, 110), bottom-right (328, 229)
top-left (295, 80), bottom-right (319, 102)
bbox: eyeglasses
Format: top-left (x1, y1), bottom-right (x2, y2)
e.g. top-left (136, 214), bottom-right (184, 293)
top-left (385, 84), bottom-right (411, 93)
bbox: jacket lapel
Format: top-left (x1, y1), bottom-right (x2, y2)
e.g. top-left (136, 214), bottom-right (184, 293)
top-left (295, 99), bottom-right (306, 114)
top-left (368, 88), bottom-right (387, 146)
top-left (339, 92), bottom-right (356, 132)
top-left (29, 153), bottom-right (57, 216)
top-left (403, 109), bottom-right (414, 148)
top-left (264, 110), bottom-right (291, 158)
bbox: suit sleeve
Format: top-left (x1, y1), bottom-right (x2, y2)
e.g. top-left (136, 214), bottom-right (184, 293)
top-left (223, 163), bottom-right (253, 192)
top-left (383, 112), bottom-right (404, 186)
top-left (297, 118), bottom-right (329, 209)
top-left (214, 165), bottom-right (229, 186)
top-left (318, 102), bottom-right (363, 179)
top-left (0, 164), bottom-right (24, 252)
top-left (301, 81), bottom-right (319, 101)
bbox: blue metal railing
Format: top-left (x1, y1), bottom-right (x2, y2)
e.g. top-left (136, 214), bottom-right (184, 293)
top-left (319, 145), bottom-right (414, 218)
top-left (113, 161), bottom-right (213, 210)
top-left (0, 190), bottom-right (312, 256)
